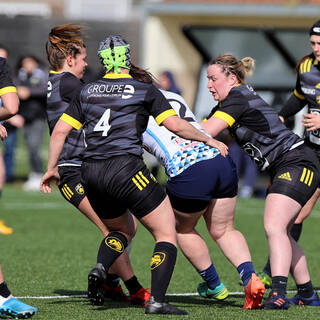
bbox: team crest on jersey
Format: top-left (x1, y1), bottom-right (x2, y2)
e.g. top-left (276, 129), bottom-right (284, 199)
top-left (105, 237), bottom-right (124, 253)
top-left (150, 252), bottom-right (166, 270)
top-left (75, 183), bottom-right (84, 195)
top-left (278, 172), bottom-right (292, 181)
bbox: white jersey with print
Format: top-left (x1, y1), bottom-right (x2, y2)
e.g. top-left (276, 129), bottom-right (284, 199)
top-left (143, 90), bottom-right (220, 178)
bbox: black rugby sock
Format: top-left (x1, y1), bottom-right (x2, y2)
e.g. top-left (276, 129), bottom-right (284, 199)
top-left (0, 281), bottom-right (11, 298)
top-left (297, 280), bottom-right (314, 298)
top-left (272, 276), bottom-right (288, 296)
top-left (150, 241), bottom-right (177, 302)
top-left (124, 276), bottom-right (143, 295)
top-left (97, 232), bottom-right (128, 272)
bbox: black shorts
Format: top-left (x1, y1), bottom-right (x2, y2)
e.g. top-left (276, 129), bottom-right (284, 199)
top-left (58, 166), bottom-right (86, 208)
top-left (81, 155), bottom-right (166, 219)
top-left (268, 145), bottom-right (320, 206)
top-left (166, 155), bottom-right (238, 213)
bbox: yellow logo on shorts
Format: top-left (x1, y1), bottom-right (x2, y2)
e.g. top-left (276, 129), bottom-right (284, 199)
top-left (278, 172), bottom-right (292, 181)
top-left (105, 237), bottom-right (124, 253)
top-left (150, 252), bottom-right (166, 270)
top-left (75, 183), bottom-right (84, 195)
top-left (300, 168), bottom-right (314, 186)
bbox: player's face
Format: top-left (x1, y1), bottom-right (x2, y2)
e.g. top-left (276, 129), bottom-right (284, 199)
top-left (310, 35), bottom-right (320, 61)
top-left (72, 47), bottom-right (88, 79)
top-left (207, 64), bottom-right (234, 101)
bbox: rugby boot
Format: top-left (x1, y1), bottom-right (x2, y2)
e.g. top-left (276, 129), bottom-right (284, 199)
top-left (243, 273), bottom-right (265, 309)
top-left (197, 282), bottom-right (229, 300)
top-left (145, 296), bottom-right (188, 315)
top-left (288, 291), bottom-right (320, 306)
top-left (88, 263), bottom-right (107, 305)
top-left (262, 291), bottom-right (289, 310)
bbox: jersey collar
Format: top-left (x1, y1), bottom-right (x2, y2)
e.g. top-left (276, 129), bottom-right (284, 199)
top-left (103, 73), bottom-right (132, 79)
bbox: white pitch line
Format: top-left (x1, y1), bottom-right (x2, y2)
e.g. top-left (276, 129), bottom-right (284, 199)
top-left (16, 290), bottom-right (303, 299)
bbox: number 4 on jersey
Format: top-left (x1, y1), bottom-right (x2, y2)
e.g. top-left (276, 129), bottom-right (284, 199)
top-left (94, 109), bottom-right (111, 136)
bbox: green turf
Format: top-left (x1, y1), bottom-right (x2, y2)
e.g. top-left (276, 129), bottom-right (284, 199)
top-left (1, 185), bottom-right (320, 319)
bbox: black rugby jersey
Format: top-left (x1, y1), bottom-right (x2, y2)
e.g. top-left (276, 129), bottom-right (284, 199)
top-left (60, 73), bottom-right (177, 160)
top-left (207, 84), bottom-right (303, 171)
top-left (0, 57), bottom-right (16, 96)
top-left (293, 54), bottom-right (320, 145)
top-left (47, 71), bottom-right (84, 166)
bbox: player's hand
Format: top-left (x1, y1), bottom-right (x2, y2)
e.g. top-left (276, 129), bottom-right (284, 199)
top-left (302, 113), bottom-right (320, 131)
top-left (206, 138), bottom-right (228, 157)
top-left (0, 125), bottom-right (7, 140)
top-left (279, 115), bottom-right (285, 123)
top-left (40, 168), bottom-right (60, 193)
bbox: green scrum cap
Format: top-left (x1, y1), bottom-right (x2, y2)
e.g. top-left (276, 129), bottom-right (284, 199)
top-left (97, 35), bottom-right (131, 74)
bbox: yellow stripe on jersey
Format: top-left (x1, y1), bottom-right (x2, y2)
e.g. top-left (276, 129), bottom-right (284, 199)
top-left (132, 177), bottom-right (143, 191)
top-left (303, 59), bottom-right (309, 73)
top-left (212, 110), bottom-right (235, 127)
top-left (155, 109), bottom-right (177, 125)
top-left (307, 58), bottom-right (312, 72)
top-left (0, 86), bottom-right (17, 96)
top-left (49, 70), bottom-right (62, 74)
top-left (60, 113), bottom-right (82, 130)
top-left (294, 89), bottom-right (305, 100)
top-left (103, 74), bottom-right (132, 79)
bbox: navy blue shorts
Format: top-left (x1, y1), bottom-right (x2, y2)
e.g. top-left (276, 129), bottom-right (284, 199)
top-left (166, 155), bottom-right (238, 213)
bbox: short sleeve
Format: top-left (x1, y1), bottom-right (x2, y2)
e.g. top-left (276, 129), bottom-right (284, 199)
top-left (60, 86), bottom-right (84, 130)
top-left (0, 58), bottom-right (16, 96)
top-left (144, 85), bottom-right (177, 125)
top-left (209, 90), bottom-right (248, 127)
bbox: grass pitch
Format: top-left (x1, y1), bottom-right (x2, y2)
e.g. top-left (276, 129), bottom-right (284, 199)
top-left (1, 184), bottom-right (320, 319)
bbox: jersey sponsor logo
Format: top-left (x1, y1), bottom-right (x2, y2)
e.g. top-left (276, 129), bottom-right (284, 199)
top-left (47, 80), bottom-right (52, 98)
top-left (301, 87), bottom-right (315, 95)
top-left (242, 142), bottom-right (269, 170)
top-left (61, 184), bottom-right (74, 200)
top-left (150, 252), bottom-right (166, 270)
top-left (87, 84), bottom-right (134, 99)
top-left (278, 172), bottom-right (292, 181)
top-left (300, 168), bottom-right (314, 187)
top-left (105, 236), bottom-right (124, 253)
top-left (131, 171), bottom-right (150, 191)
top-left (75, 183), bottom-right (84, 195)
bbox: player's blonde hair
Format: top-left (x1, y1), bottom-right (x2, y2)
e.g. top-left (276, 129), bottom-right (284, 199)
top-left (209, 53), bottom-right (255, 83)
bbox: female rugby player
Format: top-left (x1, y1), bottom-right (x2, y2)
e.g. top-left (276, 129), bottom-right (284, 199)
top-left (41, 34), bottom-right (226, 315)
top-left (201, 53), bottom-right (320, 309)
top-left (45, 24), bottom-right (150, 306)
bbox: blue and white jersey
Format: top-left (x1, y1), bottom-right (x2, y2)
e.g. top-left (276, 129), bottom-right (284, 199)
top-left (143, 90), bottom-right (220, 178)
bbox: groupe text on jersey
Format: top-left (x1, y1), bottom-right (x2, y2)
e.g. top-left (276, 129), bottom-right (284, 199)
top-left (60, 74), bottom-right (176, 160)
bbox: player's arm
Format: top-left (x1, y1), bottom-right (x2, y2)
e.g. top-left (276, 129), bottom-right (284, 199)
top-left (40, 119), bottom-right (74, 193)
top-left (162, 115), bottom-right (228, 156)
top-left (0, 92), bottom-right (19, 120)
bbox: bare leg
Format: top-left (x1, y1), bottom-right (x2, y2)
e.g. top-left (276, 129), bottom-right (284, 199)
top-left (175, 209), bottom-right (211, 271)
top-left (204, 197), bottom-right (251, 267)
top-left (264, 193), bottom-right (302, 277)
